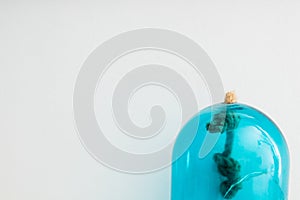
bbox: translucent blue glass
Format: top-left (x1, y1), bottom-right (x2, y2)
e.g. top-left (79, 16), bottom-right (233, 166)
top-left (171, 103), bottom-right (289, 200)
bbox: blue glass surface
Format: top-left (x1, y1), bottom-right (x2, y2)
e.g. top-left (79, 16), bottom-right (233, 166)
top-left (171, 103), bottom-right (289, 200)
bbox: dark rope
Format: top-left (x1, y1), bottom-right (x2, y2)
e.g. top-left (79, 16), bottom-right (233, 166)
top-left (206, 111), bottom-right (242, 199)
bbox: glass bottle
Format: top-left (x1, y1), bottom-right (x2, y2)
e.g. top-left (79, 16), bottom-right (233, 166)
top-left (171, 93), bottom-right (289, 199)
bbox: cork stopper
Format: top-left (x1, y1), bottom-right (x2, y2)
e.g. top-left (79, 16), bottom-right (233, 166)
top-left (224, 91), bottom-right (237, 104)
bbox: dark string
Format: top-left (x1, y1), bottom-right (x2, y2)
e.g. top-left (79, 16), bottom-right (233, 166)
top-left (206, 111), bottom-right (242, 199)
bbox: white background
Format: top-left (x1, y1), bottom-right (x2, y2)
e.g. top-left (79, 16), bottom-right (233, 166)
top-left (1, 1), bottom-right (300, 199)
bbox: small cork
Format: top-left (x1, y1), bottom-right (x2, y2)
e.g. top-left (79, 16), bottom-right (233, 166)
top-left (224, 91), bottom-right (237, 104)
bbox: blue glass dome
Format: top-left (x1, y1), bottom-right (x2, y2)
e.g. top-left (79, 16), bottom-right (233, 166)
top-left (171, 102), bottom-right (289, 200)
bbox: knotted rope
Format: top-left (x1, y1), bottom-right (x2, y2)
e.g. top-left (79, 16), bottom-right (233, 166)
top-left (206, 92), bottom-right (242, 199)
